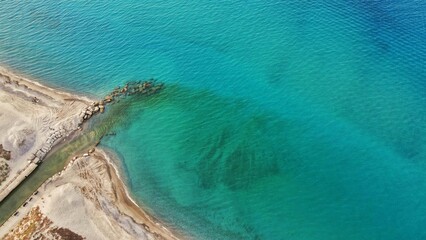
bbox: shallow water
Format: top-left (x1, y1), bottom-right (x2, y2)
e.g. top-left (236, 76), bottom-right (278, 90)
top-left (1, 1), bottom-right (426, 239)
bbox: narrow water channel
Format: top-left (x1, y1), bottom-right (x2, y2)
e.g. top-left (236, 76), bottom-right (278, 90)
top-left (0, 96), bottom-right (133, 225)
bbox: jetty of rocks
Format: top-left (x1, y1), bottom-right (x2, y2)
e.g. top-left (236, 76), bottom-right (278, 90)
top-left (0, 80), bottom-right (164, 203)
top-left (79, 80), bottom-right (164, 121)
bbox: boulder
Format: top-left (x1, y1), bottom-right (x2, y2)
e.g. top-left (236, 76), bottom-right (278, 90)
top-left (104, 95), bottom-right (113, 103)
top-left (35, 150), bottom-right (43, 158)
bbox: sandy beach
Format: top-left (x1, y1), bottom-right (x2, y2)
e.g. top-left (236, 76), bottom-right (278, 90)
top-left (0, 66), bottom-right (92, 199)
top-left (2, 148), bottom-right (181, 240)
top-left (0, 66), bottom-right (181, 240)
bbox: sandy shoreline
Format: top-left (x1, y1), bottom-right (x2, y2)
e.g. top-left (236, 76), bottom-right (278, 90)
top-left (95, 148), bottom-right (183, 240)
top-left (2, 148), bottom-right (182, 240)
top-left (0, 66), bottom-right (182, 239)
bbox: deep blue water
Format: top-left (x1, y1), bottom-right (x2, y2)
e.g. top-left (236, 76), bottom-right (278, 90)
top-left (1, 1), bottom-right (426, 239)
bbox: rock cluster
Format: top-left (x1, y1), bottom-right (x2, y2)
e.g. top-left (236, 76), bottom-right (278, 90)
top-left (27, 80), bottom-right (164, 166)
top-left (107, 80), bottom-right (164, 100)
top-left (28, 127), bottom-right (69, 164)
top-left (80, 102), bottom-right (104, 120)
top-left (78, 80), bottom-right (164, 123)
top-left (0, 160), bottom-right (10, 184)
top-left (0, 146), bottom-right (11, 185)
top-left (0, 144), bottom-right (11, 160)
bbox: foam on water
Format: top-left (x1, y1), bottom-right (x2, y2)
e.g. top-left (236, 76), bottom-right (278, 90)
top-left (0, 1), bottom-right (425, 239)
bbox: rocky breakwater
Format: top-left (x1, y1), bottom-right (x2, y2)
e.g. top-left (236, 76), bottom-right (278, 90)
top-left (79, 80), bottom-right (164, 121)
top-left (30, 80), bottom-right (163, 166)
top-left (28, 80), bottom-right (164, 166)
top-left (29, 127), bottom-right (71, 164)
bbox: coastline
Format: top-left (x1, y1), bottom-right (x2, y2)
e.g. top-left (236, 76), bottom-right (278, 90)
top-left (95, 148), bottom-right (184, 240)
top-left (0, 65), bottom-right (182, 239)
top-left (0, 65), bottom-right (92, 202)
top-left (0, 65), bottom-right (94, 103)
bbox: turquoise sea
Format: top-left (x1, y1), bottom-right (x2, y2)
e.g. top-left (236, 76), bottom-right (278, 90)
top-left (1, 1), bottom-right (426, 239)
